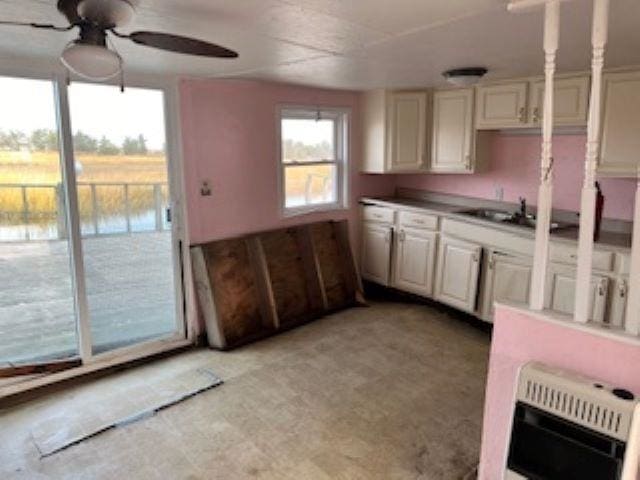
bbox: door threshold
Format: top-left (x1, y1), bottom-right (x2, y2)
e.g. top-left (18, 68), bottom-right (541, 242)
top-left (0, 338), bottom-right (193, 407)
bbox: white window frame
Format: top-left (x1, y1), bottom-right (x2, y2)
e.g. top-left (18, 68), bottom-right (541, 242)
top-left (277, 106), bottom-right (350, 217)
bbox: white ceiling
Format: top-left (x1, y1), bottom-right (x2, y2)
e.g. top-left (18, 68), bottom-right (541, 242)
top-left (0, 0), bottom-right (639, 90)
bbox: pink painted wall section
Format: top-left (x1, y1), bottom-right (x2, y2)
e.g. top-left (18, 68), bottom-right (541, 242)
top-left (178, 78), bottom-right (395, 245)
top-left (395, 133), bottom-right (636, 221)
top-left (479, 305), bottom-right (640, 479)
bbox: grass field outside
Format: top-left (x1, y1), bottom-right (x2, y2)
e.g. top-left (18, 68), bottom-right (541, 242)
top-left (0, 150), bottom-right (169, 238)
top-left (0, 149), bottom-right (335, 240)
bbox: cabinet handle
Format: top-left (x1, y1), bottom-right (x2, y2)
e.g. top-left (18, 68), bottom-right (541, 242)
top-left (533, 107), bottom-right (540, 123)
top-left (385, 229), bottom-right (392, 243)
top-left (619, 280), bottom-right (628, 298)
top-left (465, 154), bottom-right (471, 169)
top-left (598, 279), bottom-right (607, 297)
top-left (488, 258), bottom-right (495, 270)
top-left (472, 252), bottom-right (480, 263)
top-left (399, 230), bottom-right (406, 242)
top-left (519, 107), bottom-right (526, 123)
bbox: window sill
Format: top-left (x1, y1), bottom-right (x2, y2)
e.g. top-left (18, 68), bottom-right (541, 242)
top-left (282, 203), bottom-right (348, 218)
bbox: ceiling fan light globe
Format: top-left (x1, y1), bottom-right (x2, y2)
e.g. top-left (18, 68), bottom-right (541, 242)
top-left (78, 0), bottom-right (135, 27)
top-left (61, 43), bottom-right (122, 81)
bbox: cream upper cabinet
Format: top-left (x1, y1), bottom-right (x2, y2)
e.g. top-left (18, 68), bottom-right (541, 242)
top-left (475, 82), bottom-right (528, 129)
top-left (481, 251), bottom-right (532, 322)
top-left (393, 227), bottom-right (437, 297)
top-left (361, 89), bottom-right (428, 173)
top-left (361, 222), bottom-right (393, 286)
top-left (362, 89), bottom-right (389, 173)
top-left (599, 71), bottom-right (640, 177)
top-left (430, 88), bottom-right (475, 173)
top-left (544, 263), bottom-right (609, 322)
top-left (388, 91), bottom-right (428, 172)
top-left (434, 236), bottom-right (482, 313)
top-left (529, 75), bottom-right (590, 126)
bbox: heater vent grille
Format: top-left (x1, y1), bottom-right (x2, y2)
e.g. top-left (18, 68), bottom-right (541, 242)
top-left (516, 363), bottom-right (637, 442)
top-left (523, 379), bottom-right (623, 436)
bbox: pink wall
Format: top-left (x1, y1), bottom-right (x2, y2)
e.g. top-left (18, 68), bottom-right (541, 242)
top-left (179, 78), bottom-right (395, 245)
top-left (395, 133), bottom-right (636, 221)
top-left (479, 305), bottom-right (640, 479)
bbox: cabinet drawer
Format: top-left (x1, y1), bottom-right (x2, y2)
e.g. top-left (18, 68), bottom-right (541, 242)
top-left (362, 205), bottom-right (394, 224)
top-left (398, 211), bottom-right (438, 230)
top-left (549, 244), bottom-right (614, 272)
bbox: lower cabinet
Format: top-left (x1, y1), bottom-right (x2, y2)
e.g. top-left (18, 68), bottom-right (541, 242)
top-left (361, 222), bottom-right (393, 285)
top-left (434, 236), bottom-right (482, 313)
top-left (481, 250), bottom-right (533, 322)
top-left (393, 227), bottom-right (437, 297)
top-left (608, 277), bottom-right (628, 328)
top-left (545, 263), bottom-right (609, 322)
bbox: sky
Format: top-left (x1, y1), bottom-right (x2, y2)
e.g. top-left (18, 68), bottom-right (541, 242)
top-left (0, 76), bottom-right (166, 150)
top-left (0, 75), bottom-right (333, 152)
top-left (281, 118), bottom-right (334, 146)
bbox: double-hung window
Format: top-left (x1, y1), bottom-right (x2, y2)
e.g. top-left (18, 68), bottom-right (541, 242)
top-left (279, 107), bottom-right (349, 215)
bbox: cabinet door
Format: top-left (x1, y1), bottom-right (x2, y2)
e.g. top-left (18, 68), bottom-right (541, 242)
top-left (475, 82), bottom-right (528, 129)
top-left (430, 88), bottom-right (474, 173)
top-left (545, 264), bottom-right (609, 322)
top-left (361, 223), bottom-right (392, 286)
top-left (481, 251), bottom-right (532, 322)
top-left (393, 228), bottom-right (437, 297)
top-left (599, 71), bottom-right (640, 177)
top-left (388, 92), bottom-right (427, 171)
top-left (608, 277), bottom-right (628, 329)
top-left (529, 76), bottom-right (590, 126)
top-left (435, 236), bottom-right (481, 313)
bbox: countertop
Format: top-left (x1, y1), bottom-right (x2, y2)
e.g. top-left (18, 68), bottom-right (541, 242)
top-left (360, 196), bottom-right (632, 252)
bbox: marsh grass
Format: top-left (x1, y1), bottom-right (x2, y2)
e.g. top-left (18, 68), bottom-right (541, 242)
top-left (0, 151), bottom-right (168, 227)
top-left (1, 150), bottom-right (334, 229)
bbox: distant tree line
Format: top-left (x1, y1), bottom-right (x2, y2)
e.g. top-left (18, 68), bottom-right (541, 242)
top-left (0, 129), bottom-right (157, 155)
top-left (282, 139), bottom-right (333, 162)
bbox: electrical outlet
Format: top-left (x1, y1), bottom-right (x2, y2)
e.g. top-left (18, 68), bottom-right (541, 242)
top-left (200, 180), bottom-right (212, 196)
top-left (495, 186), bottom-right (504, 201)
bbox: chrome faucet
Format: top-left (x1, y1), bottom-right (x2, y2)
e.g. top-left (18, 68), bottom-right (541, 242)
top-left (518, 197), bottom-right (526, 218)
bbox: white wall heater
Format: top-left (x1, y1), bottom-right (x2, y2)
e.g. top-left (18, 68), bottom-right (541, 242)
top-left (505, 362), bottom-right (640, 480)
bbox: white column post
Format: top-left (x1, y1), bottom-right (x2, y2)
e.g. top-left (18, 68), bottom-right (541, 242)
top-left (625, 173), bottom-right (640, 335)
top-left (574, 0), bottom-right (609, 323)
top-left (529, 0), bottom-right (559, 310)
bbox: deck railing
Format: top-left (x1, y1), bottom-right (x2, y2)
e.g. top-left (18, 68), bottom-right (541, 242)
top-left (0, 182), bottom-right (170, 241)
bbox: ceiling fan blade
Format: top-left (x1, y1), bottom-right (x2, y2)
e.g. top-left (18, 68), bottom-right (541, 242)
top-left (126, 31), bottom-right (238, 58)
top-left (0, 20), bottom-right (73, 31)
top-left (57, 0), bottom-right (82, 24)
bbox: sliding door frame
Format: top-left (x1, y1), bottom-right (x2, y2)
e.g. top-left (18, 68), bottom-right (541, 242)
top-left (0, 63), bottom-right (194, 377)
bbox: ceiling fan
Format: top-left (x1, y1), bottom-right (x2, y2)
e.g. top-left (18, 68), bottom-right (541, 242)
top-left (0, 0), bottom-right (238, 83)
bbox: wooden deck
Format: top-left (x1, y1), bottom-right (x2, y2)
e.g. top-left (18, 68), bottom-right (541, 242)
top-left (0, 232), bottom-right (177, 364)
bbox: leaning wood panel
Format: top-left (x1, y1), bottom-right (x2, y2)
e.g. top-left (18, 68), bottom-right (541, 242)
top-left (260, 229), bottom-right (316, 327)
top-left (309, 222), bottom-right (351, 310)
top-left (192, 220), bottom-right (362, 350)
top-left (196, 239), bottom-right (274, 347)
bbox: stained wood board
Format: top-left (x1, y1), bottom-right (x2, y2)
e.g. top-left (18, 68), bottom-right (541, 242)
top-left (191, 220), bottom-right (363, 350)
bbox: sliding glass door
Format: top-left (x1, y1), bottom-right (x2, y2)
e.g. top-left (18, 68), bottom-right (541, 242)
top-left (0, 75), bottom-right (183, 369)
top-left (0, 77), bottom-right (78, 365)
top-left (68, 83), bottom-right (179, 355)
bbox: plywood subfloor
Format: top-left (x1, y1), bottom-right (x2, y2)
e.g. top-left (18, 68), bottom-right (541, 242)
top-left (0, 301), bottom-right (490, 480)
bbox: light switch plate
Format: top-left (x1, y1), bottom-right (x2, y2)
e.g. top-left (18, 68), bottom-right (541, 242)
top-left (200, 180), bottom-right (212, 196)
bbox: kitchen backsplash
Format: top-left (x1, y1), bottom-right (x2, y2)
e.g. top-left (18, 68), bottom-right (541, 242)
top-left (394, 132), bottom-right (636, 221)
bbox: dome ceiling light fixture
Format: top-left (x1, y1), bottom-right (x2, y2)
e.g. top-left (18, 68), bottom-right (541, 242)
top-left (0, 0), bottom-right (239, 87)
top-left (442, 67), bottom-right (488, 87)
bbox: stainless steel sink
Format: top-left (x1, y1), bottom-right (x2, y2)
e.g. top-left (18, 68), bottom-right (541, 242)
top-left (459, 209), bottom-right (515, 222)
top-left (459, 209), bottom-right (573, 231)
